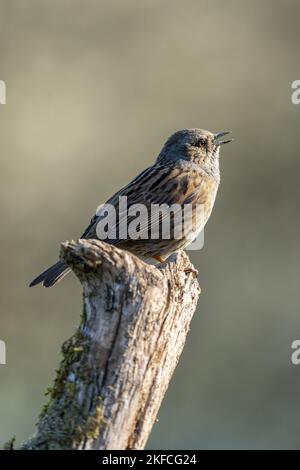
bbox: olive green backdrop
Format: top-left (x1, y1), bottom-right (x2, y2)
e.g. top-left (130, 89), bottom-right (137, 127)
top-left (0, 0), bottom-right (299, 449)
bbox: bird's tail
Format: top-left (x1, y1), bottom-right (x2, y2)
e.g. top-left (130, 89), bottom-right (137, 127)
top-left (29, 261), bottom-right (71, 288)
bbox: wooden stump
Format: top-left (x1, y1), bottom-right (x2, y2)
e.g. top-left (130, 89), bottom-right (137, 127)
top-left (21, 239), bottom-right (200, 450)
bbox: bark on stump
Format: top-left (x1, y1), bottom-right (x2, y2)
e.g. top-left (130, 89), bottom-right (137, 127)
top-left (21, 239), bottom-right (200, 450)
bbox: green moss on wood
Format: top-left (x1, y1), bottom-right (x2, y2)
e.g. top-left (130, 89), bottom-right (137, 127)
top-left (21, 317), bottom-right (104, 450)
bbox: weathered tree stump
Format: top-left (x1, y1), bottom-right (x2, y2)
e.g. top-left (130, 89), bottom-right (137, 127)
top-left (21, 239), bottom-right (200, 450)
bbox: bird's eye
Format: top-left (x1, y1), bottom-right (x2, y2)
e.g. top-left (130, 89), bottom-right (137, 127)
top-left (195, 138), bottom-right (206, 147)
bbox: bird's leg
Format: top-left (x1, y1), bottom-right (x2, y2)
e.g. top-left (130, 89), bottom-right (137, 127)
top-left (152, 255), bottom-right (165, 264)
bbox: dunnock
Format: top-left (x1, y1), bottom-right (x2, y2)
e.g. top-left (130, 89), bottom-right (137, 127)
top-left (30, 128), bottom-right (233, 287)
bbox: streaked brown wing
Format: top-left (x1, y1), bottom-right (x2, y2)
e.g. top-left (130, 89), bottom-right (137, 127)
top-left (82, 163), bottom-right (206, 243)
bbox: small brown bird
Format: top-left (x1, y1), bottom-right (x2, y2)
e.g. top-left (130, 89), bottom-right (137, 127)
top-left (30, 128), bottom-right (233, 287)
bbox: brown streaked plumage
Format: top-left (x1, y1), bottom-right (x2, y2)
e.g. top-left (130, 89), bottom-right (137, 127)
top-left (30, 128), bottom-right (233, 287)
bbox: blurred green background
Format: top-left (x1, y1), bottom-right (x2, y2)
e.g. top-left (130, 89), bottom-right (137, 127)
top-left (0, 0), bottom-right (300, 450)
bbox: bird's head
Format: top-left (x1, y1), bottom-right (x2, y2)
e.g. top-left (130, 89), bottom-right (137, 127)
top-left (157, 128), bottom-right (233, 171)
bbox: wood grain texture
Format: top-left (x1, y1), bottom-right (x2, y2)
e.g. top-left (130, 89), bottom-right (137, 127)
top-left (21, 239), bottom-right (200, 450)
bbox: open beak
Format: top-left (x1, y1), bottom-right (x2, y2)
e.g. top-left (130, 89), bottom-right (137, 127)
top-left (214, 130), bottom-right (234, 146)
